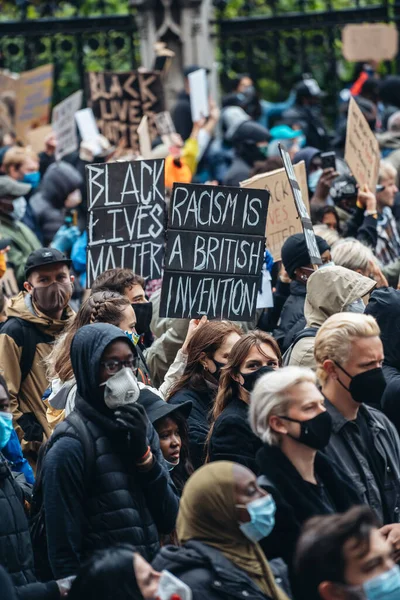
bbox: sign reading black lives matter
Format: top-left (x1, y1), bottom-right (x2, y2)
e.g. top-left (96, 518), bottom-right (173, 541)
top-left (159, 183), bottom-right (269, 321)
top-left (86, 71), bottom-right (165, 151)
top-left (279, 145), bottom-right (322, 265)
top-left (86, 159), bottom-right (166, 288)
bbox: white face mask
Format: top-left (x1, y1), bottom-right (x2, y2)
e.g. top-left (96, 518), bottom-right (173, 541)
top-left (157, 570), bottom-right (192, 600)
top-left (10, 196), bottom-right (27, 221)
top-left (100, 367), bottom-right (140, 410)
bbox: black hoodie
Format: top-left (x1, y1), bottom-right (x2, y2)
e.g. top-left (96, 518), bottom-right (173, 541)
top-left (365, 288), bottom-right (400, 432)
top-left (42, 323), bottom-right (179, 578)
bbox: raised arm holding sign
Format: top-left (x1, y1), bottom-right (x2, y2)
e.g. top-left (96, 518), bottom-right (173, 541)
top-left (160, 183), bottom-right (269, 320)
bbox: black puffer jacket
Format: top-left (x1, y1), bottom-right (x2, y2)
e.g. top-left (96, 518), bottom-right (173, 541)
top-left (153, 540), bottom-right (292, 600)
top-left (29, 161), bottom-right (83, 245)
top-left (208, 396), bottom-right (262, 474)
top-left (169, 386), bottom-right (214, 469)
top-left (365, 288), bottom-right (400, 431)
top-left (273, 281), bottom-right (306, 352)
top-left (0, 456), bottom-right (59, 600)
top-left (42, 324), bottom-right (179, 578)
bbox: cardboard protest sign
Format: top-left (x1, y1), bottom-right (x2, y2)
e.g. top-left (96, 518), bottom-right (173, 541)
top-left (14, 64), bottom-right (53, 142)
top-left (279, 146), bottom-right (321, 265)
top-left (86, 159), bottom-right (166, 287)
top-left (26, 125), bottom-right (53, 154)
top-left (342, 23), bottom-right (398, 62)
top-left (155, 111), bottom-right (177, 146)
top-left (241, 161), bottom-right (309, 262)
top-left (137, 115), bottom-right (152, 159)
top-left (86, 71), bottom-right (165, 152)
top-left (160, 183), bottom-right (269, 321)
top-left (75, 107), bottom-right (103, 156)
top-left (345, 97), bottom-right (380, 190)
top-left (52, 90), bottom-right (83, 160)
top-left (188, 69), bottom-right (209, 122)
top-left (1, 268), bottom-right (19, 299)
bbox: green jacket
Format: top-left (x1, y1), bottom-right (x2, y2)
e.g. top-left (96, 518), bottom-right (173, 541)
top-left (0, 216), bottom-right (41, 287)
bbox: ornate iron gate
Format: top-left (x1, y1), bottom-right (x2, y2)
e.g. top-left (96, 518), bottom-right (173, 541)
top-left (0, 1), bottom-right (140, 104)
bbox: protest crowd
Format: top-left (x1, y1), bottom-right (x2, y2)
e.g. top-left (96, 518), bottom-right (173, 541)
top-left (5, 31), bottom-right (400, 600)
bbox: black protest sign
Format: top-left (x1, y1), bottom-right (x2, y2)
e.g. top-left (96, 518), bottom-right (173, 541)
top-left (279, 145), bottom-right (322, 265)
top-left (86, 71), bottom-right (165, 151)
top-left (160, 183), bottom-right (269, 321)
top-left (86, 159), bottom-right (166, 287)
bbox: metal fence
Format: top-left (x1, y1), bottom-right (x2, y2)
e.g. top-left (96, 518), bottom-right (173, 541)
top-left (0, 1), bottom-right (140, 104)
top-left (214, 0), bottom-right (397, 120)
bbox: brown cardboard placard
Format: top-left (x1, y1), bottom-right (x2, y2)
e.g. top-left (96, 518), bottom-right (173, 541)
top-left (345, 96), bottom-right (380, 190)
top-left (241, 161), bottom-right (309, 262)
top-left (26, 125), bottom-right (53, 154)
top-left (342, 23), bottom-right (398, 62)
top-left (14, 64), bottom-right (53, 143)
top-left (1, 268), bottom-right (19, 299)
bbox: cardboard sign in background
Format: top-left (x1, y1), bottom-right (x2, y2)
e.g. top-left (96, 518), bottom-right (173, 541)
top-left (241, 161), bottom-right (309, 261)
top-left (160, 183), bottom-right (269, 321)
top-left (14, 64), bottom-right (53, 142)
top-left (86, 71), bottom-right (164, 151)
top-left (342, 23), bottom-right (398, 62)
top-left (26, 125), bottom-right (53, 154)
top-left (52, 90), bottom-right (83, 160)
top-left (345, 97), bottom-right (380, 191)
top-left (86, 159), bottom-right (166, 287)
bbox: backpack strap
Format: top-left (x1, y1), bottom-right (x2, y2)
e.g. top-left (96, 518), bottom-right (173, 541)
top-left (10, 318), bottom-right (54, 383)
top-left (282, 327), bottom-right (318, 366)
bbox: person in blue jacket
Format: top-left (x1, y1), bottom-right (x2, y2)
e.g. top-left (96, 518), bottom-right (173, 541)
top-left (0, 373), bottom-right (34, 484)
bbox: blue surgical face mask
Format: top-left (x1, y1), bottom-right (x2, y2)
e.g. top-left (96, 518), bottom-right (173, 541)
top-left (0, 411), bottom-right (13, 449)
top-left (237, 494), bottom-right (276, 543)
top-left (344, 298), bottom-right (365, 314)
top-left (363, 565), bottom-right (400, 599)
top-left (10, 196), bottom-right (27, 221)
top-left (164, 458), bottom-right (179, 471)
top-left (319, 261), bottom-right (335, 269)
top-left (23, 171), bottom-right (41, 190)
top-left (308, 168), bottom-right (323, 193)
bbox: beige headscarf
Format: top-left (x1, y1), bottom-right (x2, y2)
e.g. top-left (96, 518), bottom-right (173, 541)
top-left (177, 461), bottom-right (289, 600)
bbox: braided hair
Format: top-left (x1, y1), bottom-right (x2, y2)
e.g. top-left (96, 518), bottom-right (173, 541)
top-left (46, 291), bottom-right (131, 382)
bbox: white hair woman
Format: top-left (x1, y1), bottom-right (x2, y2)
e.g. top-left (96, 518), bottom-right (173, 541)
top-left (331, 238), bottom-right (388, 287)
top-left (249, 367), bottom-right (362, 565)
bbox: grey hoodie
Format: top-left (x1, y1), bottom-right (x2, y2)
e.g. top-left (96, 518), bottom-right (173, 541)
top-left (289, 265), bottom-right (376, 369)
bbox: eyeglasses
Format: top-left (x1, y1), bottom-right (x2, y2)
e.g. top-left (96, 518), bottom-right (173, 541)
top-left (100, 359), bottom-right (138, 375)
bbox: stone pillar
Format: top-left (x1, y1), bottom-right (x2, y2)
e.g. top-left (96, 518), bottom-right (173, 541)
top-left (132, 0), bottom-right (217, 109)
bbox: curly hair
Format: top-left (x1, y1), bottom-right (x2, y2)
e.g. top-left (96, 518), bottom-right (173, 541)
top-left (46, 291), bottom-right (131, 382)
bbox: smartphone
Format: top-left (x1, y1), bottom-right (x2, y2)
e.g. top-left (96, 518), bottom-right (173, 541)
top-left (320, 151), bottom-right (336, 171)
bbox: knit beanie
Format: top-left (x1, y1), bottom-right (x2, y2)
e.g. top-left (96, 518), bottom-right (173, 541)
top-left (281, 233), bottom-right (330, 279)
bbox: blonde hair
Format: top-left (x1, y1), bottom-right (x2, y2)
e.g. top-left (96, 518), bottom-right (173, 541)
top-left (331, 238), bottom-right (374, 274)
top-left (313, 224), bottom-right (340, 248)
top-left (249, 366), bottom-right (316, 446)
top-left (379, 160), bottom-right (397, 184)
top-left (314, 313), bottom-right (380, 384)
top-left (3, 147), bottom-right (38, 173)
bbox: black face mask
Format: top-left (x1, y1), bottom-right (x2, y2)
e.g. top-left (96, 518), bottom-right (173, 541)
top-left (132, 302), bottom-right (153, 336)
top-left (212, 359), bottom-right (225, 381)
top-left (241, 366), bottom-right (275, 393)
top-left (279, 411), bottom-right (332, 450)
top-left (334, 362), bottom-right (386, 405)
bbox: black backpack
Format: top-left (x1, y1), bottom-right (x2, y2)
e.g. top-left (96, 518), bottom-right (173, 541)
top-left (282, 327), bottom-right (318, 366)
top-left (29, 411), bottom-right (95, 582)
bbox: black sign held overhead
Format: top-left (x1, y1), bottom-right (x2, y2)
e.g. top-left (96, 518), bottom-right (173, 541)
top-left (86, 159), bottom-right (166, 288)
top-left (86, 71), bottom-right (165, 151)
top-left (279, 145), bottom-right (322, 265)
top-left (160, 183), bottom-right (269, 321)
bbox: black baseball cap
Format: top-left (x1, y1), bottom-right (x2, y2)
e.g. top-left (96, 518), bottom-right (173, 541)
top-left (295, 78), bottom-right (327, 100)
top-left (25, 248), bottom-right (72, 279)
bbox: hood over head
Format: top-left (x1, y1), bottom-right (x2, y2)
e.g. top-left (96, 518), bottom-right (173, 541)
top-left (70, 322), bottom-right (135, 406)
top-left (41, 161), bottom-right (83, 208)
top-left (305, 265), bottom-right (376, 327)
top-left (293, 147), bottom-right (320, 176)
top-left (365, 288), bottom-right (400, 369)
top-left (231, 120), bottom-right (270, 145)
